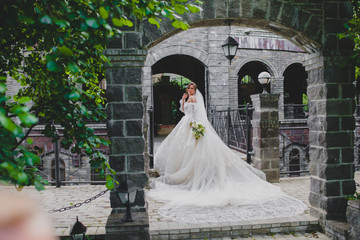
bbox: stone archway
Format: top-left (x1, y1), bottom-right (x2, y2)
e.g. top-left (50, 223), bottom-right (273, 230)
top-left (237, 60), bottom-right (276, 105)
top-left (105, 0), bottom-right (355, 232)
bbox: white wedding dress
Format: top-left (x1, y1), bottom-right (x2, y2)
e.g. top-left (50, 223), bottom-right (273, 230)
top-left (148, 91), bottom-right (307, 223)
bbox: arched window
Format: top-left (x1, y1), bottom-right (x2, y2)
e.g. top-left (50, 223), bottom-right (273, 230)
top-left (238, 61), bottom-right (272, 105)
top-left (283, 63), bottom-right (308, 119)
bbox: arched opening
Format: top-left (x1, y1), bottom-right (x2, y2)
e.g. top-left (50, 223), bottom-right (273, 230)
top-left (237, 61), bottom-right (272, 105)
top-left (152, 55), bottom-right (206, 95)
top-left (283, 63), bottom-right (308, 119)
top-left (151, 55), bottom-right (206, 136)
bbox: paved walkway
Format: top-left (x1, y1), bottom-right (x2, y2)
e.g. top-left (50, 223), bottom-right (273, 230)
top-left (3, 172), bottom-right (359, 239)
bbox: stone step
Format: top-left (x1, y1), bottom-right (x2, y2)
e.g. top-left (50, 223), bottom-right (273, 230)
top-left (150, 214), bottom-right (320, 240)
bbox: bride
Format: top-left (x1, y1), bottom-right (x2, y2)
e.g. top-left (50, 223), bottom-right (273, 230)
top-left (148, 82), bottom-right (307, 223)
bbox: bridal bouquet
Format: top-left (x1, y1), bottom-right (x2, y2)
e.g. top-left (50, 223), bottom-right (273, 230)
top-left (190, 121), bottom-right (206, 140)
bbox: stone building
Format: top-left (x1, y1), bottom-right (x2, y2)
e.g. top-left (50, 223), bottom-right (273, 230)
top-left (105, 1), bottom-right (358, 239)
top-left (143, 26), bottom-right (308, 120)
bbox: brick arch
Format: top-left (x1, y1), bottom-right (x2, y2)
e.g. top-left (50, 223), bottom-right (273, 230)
top-left (142, 0), bottom-right (322, 53)
top-left (145, 45), bottom-right (209, 67)
top-left (142, 45), bottom-right (209, 107)
top-left (233, 58), bottom-right (278, 78)
top-left (280, 61), bottom-right (305, 77)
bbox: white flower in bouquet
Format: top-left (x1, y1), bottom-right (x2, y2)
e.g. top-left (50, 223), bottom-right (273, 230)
top-left (190, 121), bottom-right (206, 140)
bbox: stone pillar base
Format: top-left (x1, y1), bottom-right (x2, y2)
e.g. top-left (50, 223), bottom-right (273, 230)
top-left (252, 157), bottom-right (279, 183)
top-left (105, 211), bottom-right (149, 240)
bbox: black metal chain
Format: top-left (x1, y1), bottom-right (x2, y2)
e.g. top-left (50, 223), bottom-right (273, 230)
top-left (48, 189), bottom-right (110, 213)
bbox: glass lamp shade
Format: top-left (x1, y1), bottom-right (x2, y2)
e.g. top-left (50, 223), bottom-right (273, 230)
top-left (258, 72), bottom-right (271, 94)
top-left (222, 36), bottom-right (238, 61)
top-left (70, 217), bottom-right (86, 240)
top-left (117, 179), bottom-right (139, 205)
top-left (258, 72), bottom-right (271, 85)
top-left (72, 233), bottom-right (85, 240)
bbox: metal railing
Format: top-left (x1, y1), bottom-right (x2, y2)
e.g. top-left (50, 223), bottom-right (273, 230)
top-left (210, 104), bottom-right (253, 163)
top-left (279, 127), bottom-right (310, 177)
top-left (28, 133), bottom-right (108, 186)
top-left (284, 104), bottom-right (308, 119)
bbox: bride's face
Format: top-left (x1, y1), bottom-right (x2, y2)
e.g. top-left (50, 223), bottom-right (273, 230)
top-left (188, 85), bottom-right (196, 96)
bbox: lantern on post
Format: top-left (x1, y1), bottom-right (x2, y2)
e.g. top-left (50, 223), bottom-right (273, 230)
top-left (258, 72), bottom-right (271, 94)
top-left (117, 175), bottom-right (139, 222)
top-left (70, 216), bottom-right (87, 240)
top-left (222, 21), bottom-right (239, 65)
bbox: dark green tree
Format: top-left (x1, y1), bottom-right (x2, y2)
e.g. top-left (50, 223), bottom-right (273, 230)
top-left (0, 0), bottom-right (202, 190)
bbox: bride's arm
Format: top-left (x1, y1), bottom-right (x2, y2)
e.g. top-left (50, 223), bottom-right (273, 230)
top-left (180, 93), bottom-right (188, 112)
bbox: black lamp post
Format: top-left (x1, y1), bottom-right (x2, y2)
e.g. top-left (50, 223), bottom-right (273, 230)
top-left (258, 72), bottom-right (271, 94)
top-left (117, 175), bottom-right (139, 222)
top-left (70, 216), bottom-right (87, 240)
top-left (222, 21), bottom-right (239, 65)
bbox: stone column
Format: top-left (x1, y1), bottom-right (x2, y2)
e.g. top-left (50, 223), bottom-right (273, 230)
top-left (305, 52), bottom-right (356, 226)
top-left (104, 49), bottom-right (149, 240)
top-left (304, 2), bottom-right (356, 227)
top-left (251, 94), bottom-right (280, 183)
top-left (271, 76), bottom-right (285, 120)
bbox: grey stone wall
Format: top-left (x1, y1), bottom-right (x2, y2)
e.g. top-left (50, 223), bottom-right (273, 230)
top-left (105, 0), bottom-right (356, 232)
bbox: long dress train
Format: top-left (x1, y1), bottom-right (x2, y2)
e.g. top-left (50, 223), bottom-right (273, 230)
top-left (148, 90), bottom-right (307, 223)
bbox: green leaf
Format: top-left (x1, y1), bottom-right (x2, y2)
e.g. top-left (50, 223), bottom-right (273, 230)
top-left (104, 23), bottom-right (112, 31)
top-left (174, 4), bottom-right (186, 14)
top-left (59, 46), bottom-right (73, 57)
top-left (18, 96), bottom-right (31, 104)
top-left (0, 114), bottom-right (17, 132)
top-left (66, 91), bottom-right (80, 100)
top-left (0, 83), bottom-right (6, 93)
top-left (172, 20), bottom-right (181, 28)
top-left (148, 17), bottom-right (160, 28)
top-left (54, 19), bottom-right (69, 28)
top-left (18, 113), bottom-right (38, 126)
top-left (180, 21), bottom-right (189, 30)
top-left (106, 178), bottom-right (114, 189)
top-left (47, 61), bottom-right (61, 72)
top-left (27, 138), bottom-right (34, 145)
top-left (124, 19), bottom-right (133, 27)
top-left (161, 9), bottom-right (170, 17)
top-left (40, 15), bottom-right (52, 24)
top-left (34, 180), bottom-right (45, 191)
top-left (99, 7), bottom-right (109, 19)
top-left (17, 172), bottom-right (28, 184)
top-left (66, 62), bottom-right (80, 73)
top-left (188, 4), bottom-right (201, 13)
top-left (23, 151), bottom-right (40, 166)
top-left (112, 18), bottom-right (123, 27)
top-left (86, 18), bottom-right (99, 28)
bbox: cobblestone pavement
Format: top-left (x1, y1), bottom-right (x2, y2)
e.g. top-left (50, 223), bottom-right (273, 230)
top-left (1, 172), bottom-right (359, 239)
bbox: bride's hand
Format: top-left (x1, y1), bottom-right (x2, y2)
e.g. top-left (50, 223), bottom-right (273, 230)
top-left (182, 93), bottom-right (188, 101)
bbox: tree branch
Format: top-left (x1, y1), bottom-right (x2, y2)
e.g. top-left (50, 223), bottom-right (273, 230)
top-left (13, 124), bottom-right (35, 151)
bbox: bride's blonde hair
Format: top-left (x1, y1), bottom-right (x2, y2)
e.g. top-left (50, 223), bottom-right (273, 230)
top-left (187, 82), bottom-right (197, 92)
